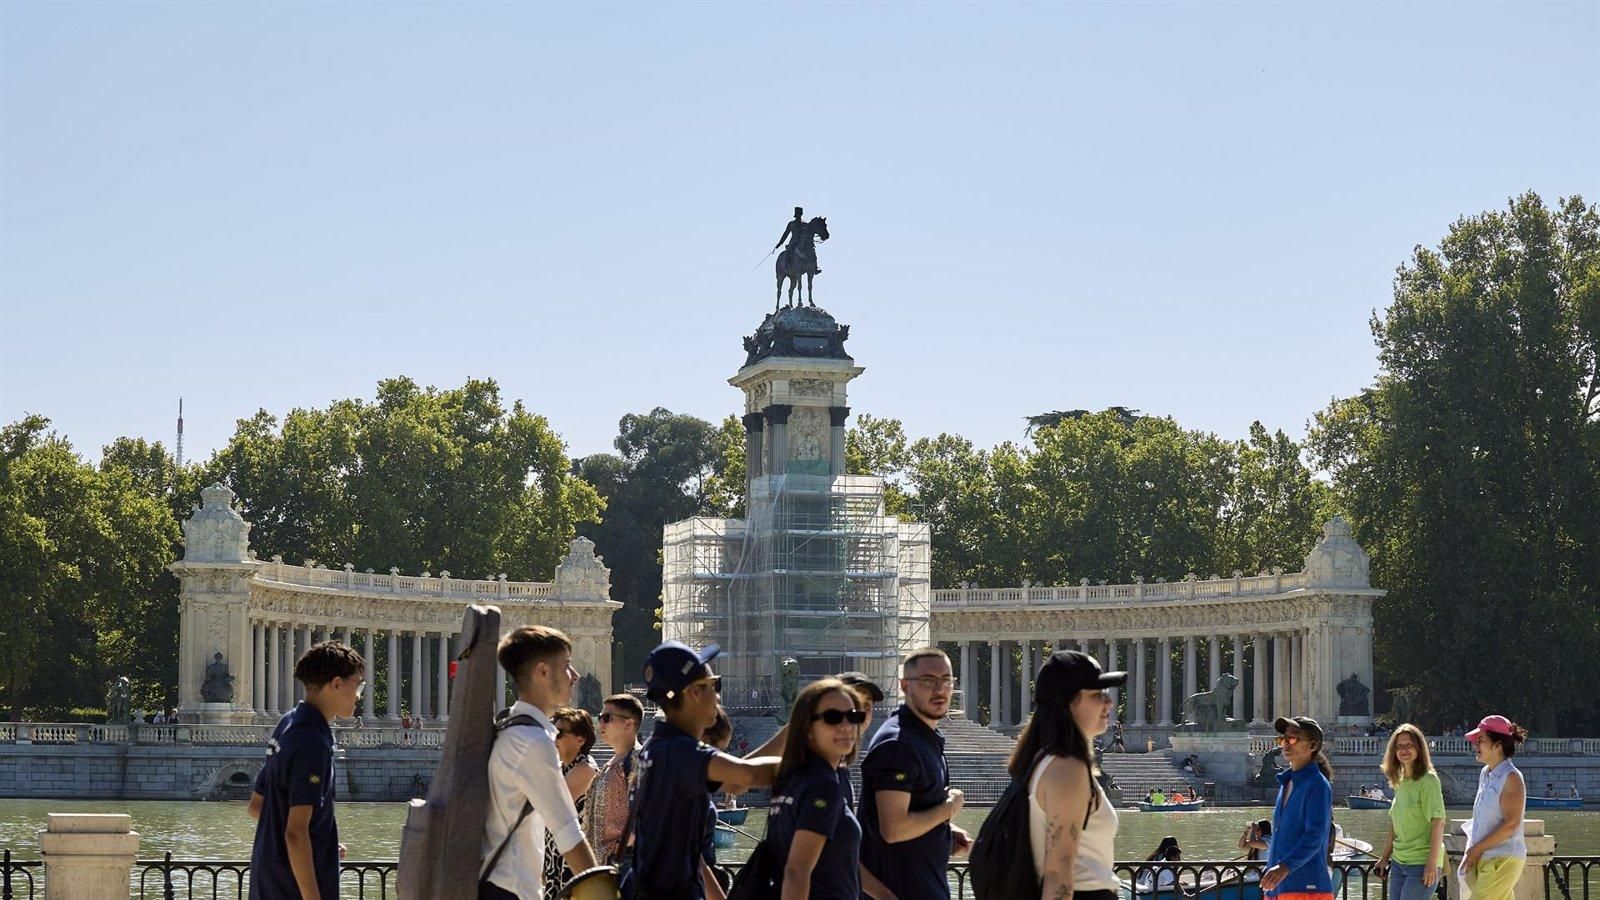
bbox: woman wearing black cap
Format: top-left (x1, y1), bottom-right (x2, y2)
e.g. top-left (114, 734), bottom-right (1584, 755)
top-left (1261, 716), bottom-right (1335, 900)
top-left (1008, 650), bottom-right (1127, 900)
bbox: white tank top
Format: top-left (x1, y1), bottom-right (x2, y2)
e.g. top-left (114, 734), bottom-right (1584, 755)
top-left (1029, 755), bottom-right (1120, 891)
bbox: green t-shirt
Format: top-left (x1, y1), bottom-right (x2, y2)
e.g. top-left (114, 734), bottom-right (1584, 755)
top-left (1389, 770), bottom-right (1447, 865)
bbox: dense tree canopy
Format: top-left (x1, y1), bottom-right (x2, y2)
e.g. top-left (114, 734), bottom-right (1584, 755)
top-left (1309, 193), bottom-right (1600, 734)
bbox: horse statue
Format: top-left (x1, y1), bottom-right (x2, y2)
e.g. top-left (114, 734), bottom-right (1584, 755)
top-left (775, 217), bottom-right (829, 310)
top-left (1179, 673), bottom-right (1242, 731)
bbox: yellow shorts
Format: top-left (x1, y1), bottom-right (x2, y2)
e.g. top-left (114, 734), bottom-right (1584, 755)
top-left (1467, 856), bottom-right (1525, 900)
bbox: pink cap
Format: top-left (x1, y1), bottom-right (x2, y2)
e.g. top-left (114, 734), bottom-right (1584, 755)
top-left (1465, 715), bottom-right (1514, 742)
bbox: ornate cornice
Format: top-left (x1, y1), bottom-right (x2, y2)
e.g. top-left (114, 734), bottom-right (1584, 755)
top-left (931, 591), bottom-right (1376, 642)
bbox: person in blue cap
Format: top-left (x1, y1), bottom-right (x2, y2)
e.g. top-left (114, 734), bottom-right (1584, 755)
top-left (625, 641), bottom-right (780, 900)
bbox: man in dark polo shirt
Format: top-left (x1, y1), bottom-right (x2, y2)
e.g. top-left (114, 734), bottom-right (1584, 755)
top-left (626, 641), bottom-right (780, 900)
top-left (859, 647), bottom-right (969, 899)
top-left (248, 641), bottom-right (365, 900)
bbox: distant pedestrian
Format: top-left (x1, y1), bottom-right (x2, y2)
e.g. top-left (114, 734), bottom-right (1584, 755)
top-left (1012, 650), bottom-right (1125, 900)
top-left (248, 640), bottom-right (364, 900)
top-left (1373, 724), bottom-right (1446, 900)
top-left (1460, 715), bottom-right (1528, 900)
top-left (1261, 716), bottom-right (1334, 900)
top-left (1111, 722), bottom-right (1126, 753)
top-left (583, 693), bottom-right (642, 866)
top-left (1239, 820), bottom-right (1272, 879)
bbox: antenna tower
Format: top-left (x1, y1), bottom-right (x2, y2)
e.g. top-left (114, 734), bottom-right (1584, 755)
top-left (176, 398), bottom-right (185, 468)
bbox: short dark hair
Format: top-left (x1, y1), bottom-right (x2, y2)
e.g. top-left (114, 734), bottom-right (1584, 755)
top-left (498, 626), bottom-right (572, 687)
top-left (603, 693), bottom-right (643, 722)
top-left (295, 641), bottom-right (364, 688)
top-left (902, 647), bottom-right (950, 676)
top-left (1485, 723), bottom-right (1529, 757)
top-left (553, 707), bottom-right (597, 756)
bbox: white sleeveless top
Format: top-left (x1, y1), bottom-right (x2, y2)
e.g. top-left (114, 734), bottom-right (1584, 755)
top-left (1029, 755), bottom-right (1120, 890)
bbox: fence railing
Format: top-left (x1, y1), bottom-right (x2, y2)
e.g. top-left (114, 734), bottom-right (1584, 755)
top-left (256, 558), bottom-right (557, 602)
top-left (1248, 735), bottom-right (1600, 758)
top-left (3, 853), bottom-right (1595, 900)
top-left (932, 570), bottom-right (1311, 609)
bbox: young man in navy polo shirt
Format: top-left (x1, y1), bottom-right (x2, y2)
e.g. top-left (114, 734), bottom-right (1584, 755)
top-left (859, 647), bottom-right (970, 900)
top-left (248, 640), bottom-right (365, 900)
top-left (627, 641), bottom-right (780, 900)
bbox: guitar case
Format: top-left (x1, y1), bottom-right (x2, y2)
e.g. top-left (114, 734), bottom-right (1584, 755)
top-left (397, 604), bottom-right (502, 900)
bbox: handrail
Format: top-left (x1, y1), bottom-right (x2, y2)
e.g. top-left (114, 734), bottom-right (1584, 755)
top-left (932, 570), bottom-right (1312, 609)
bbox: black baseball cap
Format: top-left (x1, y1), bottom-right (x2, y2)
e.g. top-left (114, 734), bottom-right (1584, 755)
top-left (1274, 715), bottom-right (1325, 743)
top-left (1035, 650), bottom-right (1126, 704)
top-left (837, 671), bottom-right (885, 703)
top-left (642, 641), bottom-right (720, 701)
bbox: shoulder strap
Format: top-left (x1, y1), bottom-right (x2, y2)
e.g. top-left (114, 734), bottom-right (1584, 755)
top-left (479, 714), bottom-right (544, 887)
top-left (616, 747), bottom-right (646, 865)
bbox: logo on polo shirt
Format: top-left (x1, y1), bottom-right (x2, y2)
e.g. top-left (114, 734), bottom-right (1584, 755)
top-left (309, 774), bottom-right (321, 784)
top-left (894, 772), bottom-right (907, 782)
top-left (813, 798), bottom-right (829, 809)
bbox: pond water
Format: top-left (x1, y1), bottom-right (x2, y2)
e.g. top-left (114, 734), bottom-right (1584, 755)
top-left (4, 799), bottom-right (1599, 862)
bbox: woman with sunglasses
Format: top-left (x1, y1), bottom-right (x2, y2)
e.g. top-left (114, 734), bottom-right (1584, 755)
top-left (1372, 724), bottom-right (1446, 900)
top-left (543, 707), bottom-right (599, 900)
top-left (1261, 716), bottom-right (1335, 900)
top-left (1012, 650), bottom-right (1126, 900)
top-left (769, 678), bottom-right (869, 900)
top-left (1460, 715), bottom-right (1528, 900)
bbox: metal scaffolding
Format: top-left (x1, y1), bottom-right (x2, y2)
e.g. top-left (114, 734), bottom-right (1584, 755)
top-left (661, 474), bottom-right (929, 709)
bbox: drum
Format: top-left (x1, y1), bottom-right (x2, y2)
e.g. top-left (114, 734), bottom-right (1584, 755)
top-left (560, 865), bottom-right (621, 900)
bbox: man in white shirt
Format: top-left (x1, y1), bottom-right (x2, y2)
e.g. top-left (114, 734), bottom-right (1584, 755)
top-left (479, 626), bottom-right (599, 900)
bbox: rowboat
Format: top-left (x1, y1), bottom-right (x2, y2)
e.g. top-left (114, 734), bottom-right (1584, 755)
top-left (711, 823), bottom-right (738, 850)
top-left (1347, 795), bottom-right (1392, 809)
top-left (715, 807), bottom-right (750, 825)
top-left (1527, 796), bottom-right (1583, 810)
top-left (1136, 799), bottom-right (1206, 812)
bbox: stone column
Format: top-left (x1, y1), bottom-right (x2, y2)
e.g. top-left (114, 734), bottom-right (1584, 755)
top-left (40, 813), bottom-right (139, 900)
top-left (1208, 635), bottom-right (1222, 692)
top-left (436, 634), bottom-right (450, 722)
top-left (1232, 634), bottom-right (1247, 721)
top-left (267, 624), bottom-right (281, 714)
top-left (1253, 634), bottom-right (1268, 724)
top-left (1157, 637), bottom-right (1173, 725)
top-left (387, 630), bottom-right (401, 719)
top-left (1291, 631), bottom-right (1304, 716)
top-left (742, 412), bottom-right (765, 482)
top-left (828, 406), bottom-right (849, 477)
top-left (960, 641), bottom-right (974, 714)
top-left (294, 627), bottom-right (308, 702)
top-left (1183, 636), bottom-right (1198, 702)
top-left (496, 662), bottom-right (508, 711)
top-left (252, 623), bottom-right (266, 714)
top-left (766, 404), bottom-right (792, 477)
top-left (988, 639), bottom-right (1000, 727)
top-left (1133, 639), bottom-right (1147, 726)
top-left (1106, 639), bottom-right (1120, 712)
top-left (1019, 640), bottom-right (1033, 722)
top-left (361, 630), bottom-right (376, 720)
top-left (336, 627), bottom-right (350, 647)
top-left (1273, 633), bottom-right (1289, 720)
top-left (280, 625), bottom-right (293, 710)
top-left (411, 631), bottom-right (424, 719)
top-left (999, 642), bottom-right (1012, 726)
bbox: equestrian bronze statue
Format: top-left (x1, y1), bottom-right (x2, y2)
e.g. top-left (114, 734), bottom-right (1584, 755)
top-left (773, 206), bottom-right (830, 310)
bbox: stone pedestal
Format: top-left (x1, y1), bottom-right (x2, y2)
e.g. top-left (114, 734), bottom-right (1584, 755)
top-left (190, 702), bottom-right (256, 725)
top-left (1168, 732), bottom-right (1252, 785)
top-left (1443, 819), bottom-right (1555, 900)
top-left (40, 813), bottom-right (139, 900)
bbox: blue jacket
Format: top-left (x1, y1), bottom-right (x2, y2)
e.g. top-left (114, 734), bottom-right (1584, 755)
top-left (1267, 764), bottom-right (1334, 896)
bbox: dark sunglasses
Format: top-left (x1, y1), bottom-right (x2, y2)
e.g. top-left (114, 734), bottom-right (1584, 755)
top-left (811, 708), bottom-right (868, 726)
top-left (599, 712), bottom-right (638, 724)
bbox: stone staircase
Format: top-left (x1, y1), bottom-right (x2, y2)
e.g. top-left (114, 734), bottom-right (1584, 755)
top-left (1098, 749), bottom-right (1203, 802)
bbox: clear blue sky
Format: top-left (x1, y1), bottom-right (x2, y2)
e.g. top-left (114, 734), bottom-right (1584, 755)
top-left (4, 2), bottom-right (1597, 466)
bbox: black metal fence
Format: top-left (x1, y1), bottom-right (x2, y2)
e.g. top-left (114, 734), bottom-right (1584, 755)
top-left (2, 853), bottom-right (1595, 900)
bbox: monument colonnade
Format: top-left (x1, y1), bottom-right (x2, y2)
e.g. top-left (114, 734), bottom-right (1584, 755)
top-left (930, 518), bottom-right (1381, 730)
top-left (171, 484), bottom-right (620, 725)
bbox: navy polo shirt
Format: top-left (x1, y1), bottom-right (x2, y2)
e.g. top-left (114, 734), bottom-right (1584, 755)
top-left (634, 720), bottom-right (720, 900)
top-left (768, 755), bottom-right (862, 900)
top-left (838, 765), bottom-right (855, 810)
top-left (250, 702), bottom-right (338, 900)
top-left (859, 705), bottom-right (951, 899)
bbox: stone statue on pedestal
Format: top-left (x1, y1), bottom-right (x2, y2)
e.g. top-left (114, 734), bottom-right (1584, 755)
top-left (105, 677), bottom-right (132, 724)
top-left (1254, 746), bottom-right (1285, 783)
top-left (1337, 673), bottom-right (1370, 717)
top-left (1177, 673), bottom-right (1244, 731)
top-left (773, 207), bottom-right (830, 310)
top-left (201, 652), bottom-right (235, 703)
top-left (575, 673), bottom-right (603, 713)
top-left (776, 657), bottom-right (801, 722)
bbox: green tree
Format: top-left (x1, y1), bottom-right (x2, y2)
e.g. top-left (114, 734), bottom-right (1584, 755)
top-left (1309, 193), bottom-right (1600, 733)
top-left (845, 414), bottom-right (912, 516)
top-left (1217, 423), bottom-right (1335, 576)
top-left (574, 408), bottom-right (722, 681)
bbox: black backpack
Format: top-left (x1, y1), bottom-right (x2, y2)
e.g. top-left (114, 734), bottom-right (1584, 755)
top-left (970, 755), bottom-right (1093, 900)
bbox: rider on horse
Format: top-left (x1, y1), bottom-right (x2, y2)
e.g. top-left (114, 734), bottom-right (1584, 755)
top-left (774, 206), bottom-right (820, 276)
